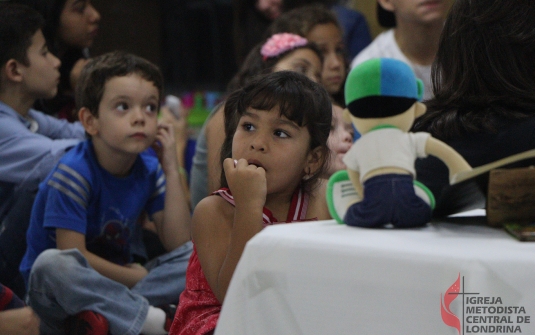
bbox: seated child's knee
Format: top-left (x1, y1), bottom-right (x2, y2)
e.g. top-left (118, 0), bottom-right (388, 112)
top-left (31, 248), bottom-right (80, 278)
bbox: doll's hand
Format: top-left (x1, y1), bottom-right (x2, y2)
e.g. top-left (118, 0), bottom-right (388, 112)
top-left (151, 123), bottom-right (178, 175)
top-left (223, 158), bottom-right (267, 209)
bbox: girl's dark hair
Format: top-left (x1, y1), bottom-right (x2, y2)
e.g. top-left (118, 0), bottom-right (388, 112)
top-left (75, 51), bottom-right (163, 117)
top-left (220, 71), bottom-right (332, 192)
top-left (226, 41), bottom-right (323, 93)
top-left (266, 5), bottom-right (348, 106)
top-left (266, 4), bottom-right (342, 42)
top-left (232, 0), bottom-right (336, 65)
top-left (413, 0), bottom-right (535, 139)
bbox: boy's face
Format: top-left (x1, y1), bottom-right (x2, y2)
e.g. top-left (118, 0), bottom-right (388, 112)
top-left (379, 0), bottom-right (452, 25)
top-left (89, 74), bottom-right (159, 156)
top-left (19, 30), bottom-right (61, 99)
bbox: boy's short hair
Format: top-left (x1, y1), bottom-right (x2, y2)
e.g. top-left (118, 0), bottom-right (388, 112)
top-left (221, 71), bottom-right (332, 191)
top-left (0, 3), bottom-right (44, 68)
top-left (75, 51), bottom-right (163, 116)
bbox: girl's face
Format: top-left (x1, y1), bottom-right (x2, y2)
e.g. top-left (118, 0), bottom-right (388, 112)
top-left (273, 48), bottom-right (322, 83)
top-left (326, 105), bottom-right (353, 176)
top-left (256, 0), bottom-right (283, 20)
top-left (232, 107), bottom-right (314, 195)
top-left (58, 0), bottom-right (101, 49)
top-left (306, 23), bottom-right (346, 95)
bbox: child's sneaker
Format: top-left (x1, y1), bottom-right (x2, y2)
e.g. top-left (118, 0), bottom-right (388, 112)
top-left (64, 310), bottom-right (110, 335)
top-left (326, 170), bottom-right (361, 224)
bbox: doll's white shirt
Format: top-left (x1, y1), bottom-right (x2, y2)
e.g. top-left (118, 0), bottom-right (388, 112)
top-left (350, 29), bottom-right (433, 101)
top-left (343, 127), bottom-right (430, 182)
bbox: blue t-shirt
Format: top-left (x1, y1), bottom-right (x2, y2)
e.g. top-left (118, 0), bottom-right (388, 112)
top-left (20, 140), bottom-right (166, 283)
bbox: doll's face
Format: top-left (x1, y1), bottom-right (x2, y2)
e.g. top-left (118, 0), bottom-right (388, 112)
top-left (349, 102), bottom-right (426, 135)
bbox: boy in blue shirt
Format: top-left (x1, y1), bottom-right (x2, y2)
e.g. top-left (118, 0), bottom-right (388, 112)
top-left (20, 51), bottom-right (193, 335)
top-left (0, 3), bottom-right (85, 297)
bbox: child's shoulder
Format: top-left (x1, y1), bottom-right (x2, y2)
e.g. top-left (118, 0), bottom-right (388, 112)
top-left (55, 140), bottom-right (92, 174)
top-left (39, 141), bottom-right (93, 203)
top-left (138, 148), bottom-right (162, 174)
top-left (192, 193), bottom-right (235, 231)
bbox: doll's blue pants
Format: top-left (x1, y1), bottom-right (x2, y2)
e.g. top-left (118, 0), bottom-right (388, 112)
top-left (344, 174), bottom-right (432, 228)
top-left (27, 242), bottom-right (192, 335)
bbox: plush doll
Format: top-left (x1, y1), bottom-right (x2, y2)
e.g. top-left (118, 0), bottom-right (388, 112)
top-left (327, 58), bottom-right (471, 228)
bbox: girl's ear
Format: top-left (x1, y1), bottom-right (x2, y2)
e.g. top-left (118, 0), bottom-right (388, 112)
top-left (305, 146), bottom-right (325, 177)
top-left (78, 107), bottom-right (99, 136)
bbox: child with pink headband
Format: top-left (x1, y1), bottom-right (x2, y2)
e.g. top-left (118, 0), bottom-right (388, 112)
top-left (189, 32), bottom-right (324, 209)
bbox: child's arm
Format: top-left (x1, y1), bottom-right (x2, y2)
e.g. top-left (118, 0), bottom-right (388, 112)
top-left (0, 307), bottom-right (40, 335)
top-left (206, 105), bottom-right (226, 195)
top-left (151, 123), bottom-right (191, 251)
top-left (0, 122), bottom-right (82, 191)
top-left (56, 228), bottom-right (148, 288)
top-left (195, 158), bottom-right (266, 302)
top-left (425, 137), bottom-right (472, 182)
top-left (160, 106), bottom-right (191, 207)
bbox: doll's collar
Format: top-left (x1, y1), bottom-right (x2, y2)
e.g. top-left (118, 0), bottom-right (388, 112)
top-left (369, 124), bottom-right (399, 132)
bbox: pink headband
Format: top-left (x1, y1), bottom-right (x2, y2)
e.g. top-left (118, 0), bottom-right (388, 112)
top-left (260, 33), bottom-right (308, 61)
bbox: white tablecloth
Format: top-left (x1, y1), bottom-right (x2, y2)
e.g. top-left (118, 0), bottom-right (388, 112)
top-left (215, 219), bottom-right (535, 335)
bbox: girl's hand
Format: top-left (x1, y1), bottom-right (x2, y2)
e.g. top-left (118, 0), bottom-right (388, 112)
top-left (223, 158), bottom-right (267, 209)
top-left (151, 123), bottom-right (178, 175)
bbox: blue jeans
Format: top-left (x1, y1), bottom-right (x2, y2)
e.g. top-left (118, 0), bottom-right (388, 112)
top-left (344, 174), bottom-right (432, 228)
top-left (28, 242), bottom-right (193, 335)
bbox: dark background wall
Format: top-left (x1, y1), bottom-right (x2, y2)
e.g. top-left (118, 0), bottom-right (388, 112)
top-left (90, 0), bottom-right (236, 94)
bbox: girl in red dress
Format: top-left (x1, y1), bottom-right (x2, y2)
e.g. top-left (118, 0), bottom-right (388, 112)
top-left (169, 70), bottom-right (333, 335)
